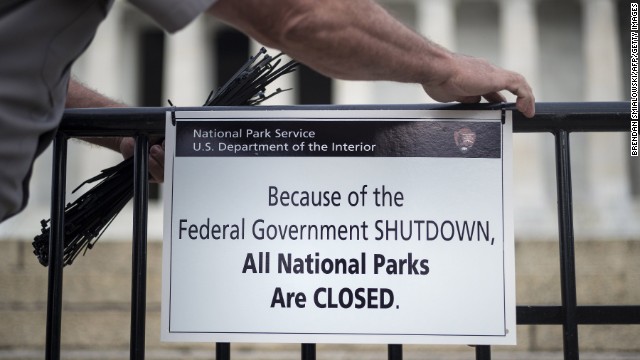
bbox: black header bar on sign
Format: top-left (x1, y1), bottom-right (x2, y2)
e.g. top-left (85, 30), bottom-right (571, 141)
top-left (176, 120), bottom-right (501, 158)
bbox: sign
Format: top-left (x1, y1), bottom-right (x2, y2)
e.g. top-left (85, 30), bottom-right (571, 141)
top-left (162, 108), bottom-right (515, 345)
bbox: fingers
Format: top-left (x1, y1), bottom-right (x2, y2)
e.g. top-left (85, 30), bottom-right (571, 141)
top-left (454, 92), bottom-right (506, 106)
top-left (504, 72), bottom-right (536, 118)
top-left (119, 137), bottom-right (135, 159)
top-left (479, 68), bottom-right (535, 117)
top-left (119, 137), bottom-right (165, 183)
top-left (482, 92), bottom-right (506, 104)
top-left (421, 54), bottom-right (535, 117)
top-left (459, 95), bottom-right (481, 104)
top-left (476, 70), bottom-right (536, 117)
top-left (148, 142), bottom-right (165, 183)
top-left (516, 96), bottom-right (535, 118)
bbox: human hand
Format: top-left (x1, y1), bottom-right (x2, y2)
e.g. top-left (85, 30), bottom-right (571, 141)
top-left (422, 54), bottom-right (535, 118)
top-left (119, 137), bottom-right (165, 183)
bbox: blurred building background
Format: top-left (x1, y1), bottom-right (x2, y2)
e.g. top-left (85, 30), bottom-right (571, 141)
top-left (0, 0), bottom-right (638, 358)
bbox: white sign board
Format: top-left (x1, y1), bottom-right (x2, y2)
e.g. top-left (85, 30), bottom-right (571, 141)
top-left (162, 109), bottom-right (515, 345)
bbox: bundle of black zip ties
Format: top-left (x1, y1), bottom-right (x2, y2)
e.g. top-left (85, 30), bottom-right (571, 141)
top-left (33, 48), bottom-right (298, 266)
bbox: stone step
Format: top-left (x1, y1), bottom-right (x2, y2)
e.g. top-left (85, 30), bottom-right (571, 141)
top-left (1, 240), bottom-right (639, 352)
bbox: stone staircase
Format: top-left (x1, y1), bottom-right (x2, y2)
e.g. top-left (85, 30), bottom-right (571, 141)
top-left (1, 240), bottom-right (639, 358)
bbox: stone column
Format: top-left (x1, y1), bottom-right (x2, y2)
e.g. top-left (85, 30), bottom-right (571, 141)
top-left (581, 0), bottom-right (630, 237)
top-left (582, 0), bottom-right (623, 101)
top-left (417, 0), bottom-right (456, 50)
top-left (500, 0), bottom-right (539, 91)
top-left (332, 80), bottom-right (374, 105)
top-left (500, 0), bottom-right (553, 238)
top-left (164, 17), bottom-right (211, 106)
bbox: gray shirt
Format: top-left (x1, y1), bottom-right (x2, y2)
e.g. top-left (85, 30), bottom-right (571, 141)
top-left (0, 0), bottom-right (216, 221)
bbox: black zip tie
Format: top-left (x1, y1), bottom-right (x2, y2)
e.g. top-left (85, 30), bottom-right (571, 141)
top-left (33, 48), bottom-right (298, 267)
top-left (168, 99), bottom-right (177, 126)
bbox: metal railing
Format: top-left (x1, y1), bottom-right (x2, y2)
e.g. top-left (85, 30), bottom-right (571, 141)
top-left (44, 102), bottom-right (638, 360)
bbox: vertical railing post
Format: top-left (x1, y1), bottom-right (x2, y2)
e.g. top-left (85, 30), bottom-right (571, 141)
top-left (301, 343), bottom-right (316, 360)
top-left (475, 345), bottom-right (491, 360)
top-left (554, 130), bottom-right (579, 360)
top-left (388, 344), bottom-right (402, 360)
top-left (130, 135), bottom-right (149, 360)
top-left (216, 342), bottom-right (230, 360)
top-left (45, 132), bottom-right (68, 360)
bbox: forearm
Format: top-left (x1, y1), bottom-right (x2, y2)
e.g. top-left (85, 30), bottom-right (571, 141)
top-left (209, 0), bottom-right (535, 117)
top-left (66, 78), bottom-right (125, 109)
top-left (66, 78), bottom-right (126, 152)
top-left (208, 0), bottom-right (453, 85)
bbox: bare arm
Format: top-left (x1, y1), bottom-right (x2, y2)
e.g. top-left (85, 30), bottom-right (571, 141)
top-left (208, 0), bottom-right (535, 117)
top-left (66, 78), bottom-right (125, 152)
top-left (66, 79), bottom-right (165, 182)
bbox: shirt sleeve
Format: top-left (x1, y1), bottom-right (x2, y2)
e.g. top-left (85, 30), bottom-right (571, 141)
top-left (129, 0), bottom-right (219, 33)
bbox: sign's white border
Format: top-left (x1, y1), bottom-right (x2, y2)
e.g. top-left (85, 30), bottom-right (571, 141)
top-left (161, 109), bottom-right (515, 345)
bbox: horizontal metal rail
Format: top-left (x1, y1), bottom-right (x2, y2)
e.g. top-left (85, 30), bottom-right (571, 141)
top-left (517, 306), bottom-right (640, 325)
top-left (60, 102), bottom-right (631, 134)
top-left (45, 102), bottom-right (635, 360)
